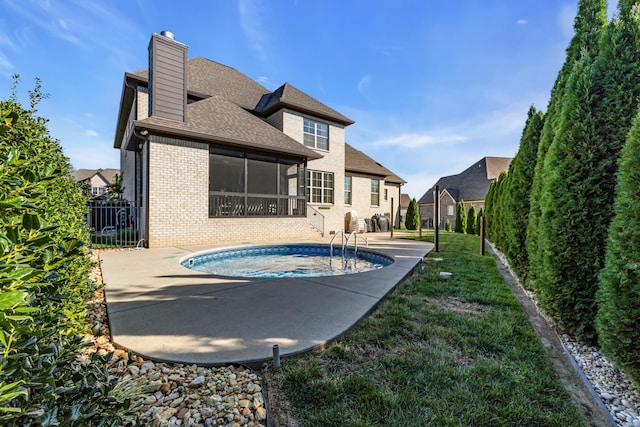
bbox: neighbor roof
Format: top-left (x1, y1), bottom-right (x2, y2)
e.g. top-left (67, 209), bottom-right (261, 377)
top-left (345, 143), bottom-right (406, 184)
top-left (417, 157), bottom-right (512, 204)
top-left (71, 168), bottom-right (120, 184)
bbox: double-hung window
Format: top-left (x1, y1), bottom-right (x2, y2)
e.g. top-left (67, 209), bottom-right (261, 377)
top-left (303, 118), bottom-right (329, 150)
top-left (344, 176), bottom-right (352, 205)
top-left (371, 179), bottom-right (380, 206)
top-left (307, 170), bottom-right (334, 204)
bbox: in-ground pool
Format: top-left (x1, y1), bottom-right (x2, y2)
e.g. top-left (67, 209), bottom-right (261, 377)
top-left (181, 244), bottom-right (394, 278)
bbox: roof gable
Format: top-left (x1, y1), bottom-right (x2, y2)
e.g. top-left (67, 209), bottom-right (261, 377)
top-left (256, 83), bottom-right (354, 126)
top-left (417, 157), bottom-right (512, 204)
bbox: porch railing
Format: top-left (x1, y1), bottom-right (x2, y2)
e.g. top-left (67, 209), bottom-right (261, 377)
top-left (209, 193), bottom-right (306, 218)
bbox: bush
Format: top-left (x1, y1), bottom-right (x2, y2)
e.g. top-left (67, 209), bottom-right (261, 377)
top-left (454, 201), bottom-right (466, 234)
top-left (0, 79), bottom-right (139, 424)
top-left (596, 108), bottom-right (640, 386)
top-left (466, 205), bottom-right (477, 235)
top-left (405, 198), bottom-right (419, 230)
top-left (445, 219), bottom-right (452, 232)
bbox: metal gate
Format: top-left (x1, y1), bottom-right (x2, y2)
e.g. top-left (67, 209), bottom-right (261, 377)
top-left (87, 200), bottom-right (143, 248)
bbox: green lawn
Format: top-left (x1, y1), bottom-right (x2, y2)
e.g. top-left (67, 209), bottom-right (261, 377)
top-left (273, 232), bottom-right (586, 426)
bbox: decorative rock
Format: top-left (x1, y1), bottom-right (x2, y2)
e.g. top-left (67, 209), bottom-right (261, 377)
top-left (601, 392), bottom-right (613, 401)
top-left (189, 375), bottom-right (205, 387)
top-left (238, 399), bottom-right (251, 408)
top-left (439, 271), bottom-right (453, 278)
top-left (256, 406), bottom-right (267, 421)
top-left (177, 407), bottom-right (189, 419)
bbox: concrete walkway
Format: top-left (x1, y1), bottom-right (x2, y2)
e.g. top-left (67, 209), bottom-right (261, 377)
top-left (100, 235), bottom-right (432, 366)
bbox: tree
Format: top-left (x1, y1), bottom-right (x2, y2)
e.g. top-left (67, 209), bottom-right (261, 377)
top-left (466, 205), bottom-right (477, 235)
top-left (501, 107), bottom-right (544, 282)
top-left (476, 207), bottom-right (484, 236)
top-left (405, 197), bottom-right (419, 230)
top-left (527, 0), bottom-right (607, 289)
top-left (596, 108), bottom-right (640, 385)
top-left (532, 1), bottom-right (640, 342)
top-left (534, 51), bottom-right (598, 340)
top-left (105, 173), bottom-right (124, 201)
top-left (445, 218), bottom-right (452, 232)
top-left (454, 201), bottom-right (467, 234)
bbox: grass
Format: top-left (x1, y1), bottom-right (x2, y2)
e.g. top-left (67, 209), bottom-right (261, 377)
top-left (272, 232), bottom-right (586, 426)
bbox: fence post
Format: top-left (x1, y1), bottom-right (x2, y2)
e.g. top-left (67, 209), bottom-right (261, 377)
top-left (434, 185), bottom-right (439, 252)
top-left (480, 216), bottom-right (485, 256)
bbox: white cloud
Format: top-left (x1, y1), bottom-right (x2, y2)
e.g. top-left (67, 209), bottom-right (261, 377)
top-left (238, 0), bottom-right (270, 62)
top-left (357, 74), bottom-right (373, 97)
top-left (517, 19), bottom-right (528, 25)
top-left (375, 132), bottom-right (467, 148)
top-left (85, 129), bottom-right (98, 137)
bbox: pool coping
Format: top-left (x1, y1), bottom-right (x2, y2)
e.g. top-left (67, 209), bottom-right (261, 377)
top-left (99, 235), bottom-right (433, 366)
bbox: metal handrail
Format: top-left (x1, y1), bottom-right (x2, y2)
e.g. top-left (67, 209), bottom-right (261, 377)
top-left (307, 204), bottom-right (325, 236)
top-left (345, 231), bottom-right (369, 255)
top-left (329, 229), bottom-right (345, 255)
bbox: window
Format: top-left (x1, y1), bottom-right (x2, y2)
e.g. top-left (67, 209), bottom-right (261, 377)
top-left (371, 179), bottom-right (380, 206)
top-left (209, 145), bottom-right (306, 217)
top-left (303, 118), bottom-right (329, 150)
top-left (447, 205), bottom-right (454, 216)
top-left (344, 176), bottom-right (352, 205)
top-left (307, 170), bottom-right (334, 204)
top-left (384, 188), bottom-right (388, 201)
top-left (92, 187), bottom-right (105, 195)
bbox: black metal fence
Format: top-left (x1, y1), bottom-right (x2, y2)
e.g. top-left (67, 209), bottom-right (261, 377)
top-left (87, 200), bottom-right (142, 248)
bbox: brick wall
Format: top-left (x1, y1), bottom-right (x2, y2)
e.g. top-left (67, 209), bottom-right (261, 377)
top-left (279, 109), bottom-right (346, 234)
top-left (145, 135), bottom-right (319, 247)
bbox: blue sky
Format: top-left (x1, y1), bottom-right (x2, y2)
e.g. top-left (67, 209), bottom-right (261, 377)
top-left (0, 0), bottom-right (618, 199)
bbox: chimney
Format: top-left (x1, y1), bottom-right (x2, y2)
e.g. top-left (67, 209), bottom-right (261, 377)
top-left (148, 31), bottom-right (187, 122)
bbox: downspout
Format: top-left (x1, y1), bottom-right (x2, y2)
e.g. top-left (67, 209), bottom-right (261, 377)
top-left (133, 128), bottom-right (150, 248)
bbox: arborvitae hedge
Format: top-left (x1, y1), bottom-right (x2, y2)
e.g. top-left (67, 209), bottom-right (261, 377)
top-left (405, 197), bottom-right (419, 230)
top-left (476, 207), bottom-right (484, 236)
top-left (466, 205), bottom-right (477, 235)
top-left (535, 51), bottom-right (599, 341)
top-left (526, 0), bottom-right (607, 289)
top-left (596, 108), bottom-right (640, 386)
top-left (445, 218), bottom-right (452, 232)
top-left (454, 201), bottom-right (466, 234)
top-left (501, 107), bottom-right (544, 283)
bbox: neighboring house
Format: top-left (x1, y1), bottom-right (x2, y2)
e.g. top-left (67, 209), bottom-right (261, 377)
top-left (417, 157), bottom-right (512, 229)
top-left (71, 168), bottom-right (120, 198)
top-left (113, 31), bottom-right (405, 248)
top-left (399, 194), bottom-right (411, 225)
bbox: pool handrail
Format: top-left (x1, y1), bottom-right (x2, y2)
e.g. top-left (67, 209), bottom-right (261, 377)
top-left (329, 229), bottom-right (345, 256)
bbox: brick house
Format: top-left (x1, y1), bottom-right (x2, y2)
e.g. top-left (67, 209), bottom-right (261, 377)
top-left (71, 168), bottom-right (120, 198)
top-left (113, 32), bottom-right (404, 247)
top-left (417, 157), bottom-right (511, 229)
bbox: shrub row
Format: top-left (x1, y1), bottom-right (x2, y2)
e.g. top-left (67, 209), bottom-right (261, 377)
top-left (0, 80), bottom-right (138, 424)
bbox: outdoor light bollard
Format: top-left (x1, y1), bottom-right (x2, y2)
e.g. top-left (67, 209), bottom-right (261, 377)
top-left (272, 344), bottom-right (281, 369)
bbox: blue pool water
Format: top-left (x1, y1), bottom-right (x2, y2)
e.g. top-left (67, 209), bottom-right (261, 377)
top-left (181, 244), bottom-right (394, 278)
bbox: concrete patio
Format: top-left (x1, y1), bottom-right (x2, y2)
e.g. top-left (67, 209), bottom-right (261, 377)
top-left (100, 235), bottom-right (433, 366)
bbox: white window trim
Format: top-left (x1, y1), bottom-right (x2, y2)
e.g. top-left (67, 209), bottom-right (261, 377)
top-left (303, 118), bottom-right (329, 150)
top-left (371, 179), bottom-right (380, 206)
top-left (307, 170), bottom-right (334, 204)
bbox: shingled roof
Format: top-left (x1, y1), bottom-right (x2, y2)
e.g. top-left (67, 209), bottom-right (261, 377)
top-left (345, 143), bottom-right (406, 184)
top-left (417, 157), bottom-right (512, 204)
top-left (135, 96), bottom-right (321, 159)
top-left (256, 83), bottom-right (354, 126)
top-left (116, 56), bottom-right (352, 152)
